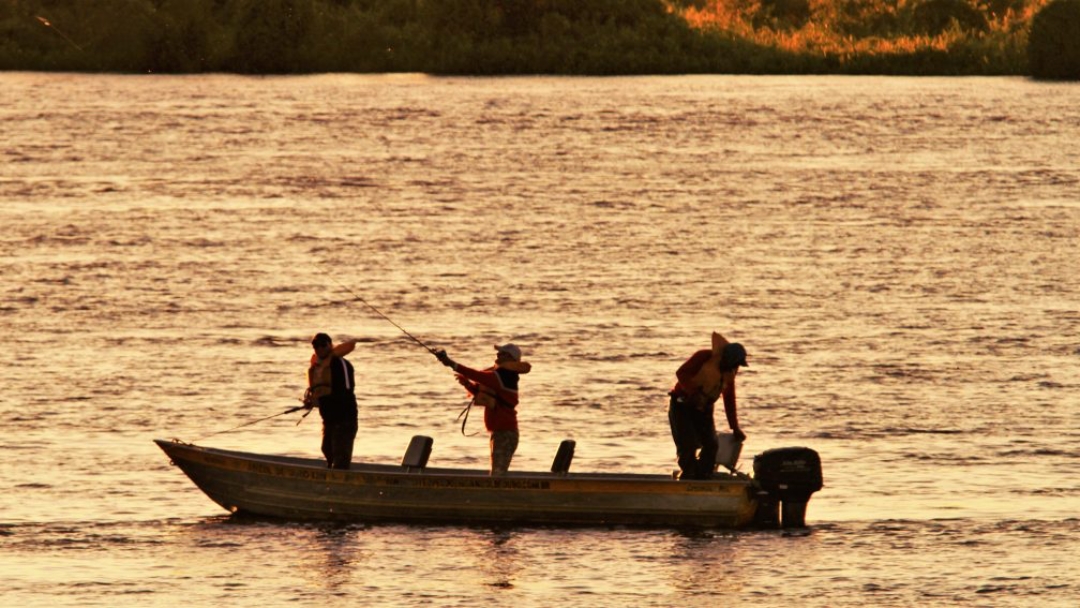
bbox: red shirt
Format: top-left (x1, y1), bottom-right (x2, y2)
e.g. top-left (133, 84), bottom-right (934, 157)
top-left (671, 349), bottom-right (740, 432)
top-left (454, 362), bottom-right (529, 432)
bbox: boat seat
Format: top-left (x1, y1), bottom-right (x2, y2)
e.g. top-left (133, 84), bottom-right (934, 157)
top-left (551, 439), bottom-right (575, 475)
top-left (401, 435), bottom-right (433, 471)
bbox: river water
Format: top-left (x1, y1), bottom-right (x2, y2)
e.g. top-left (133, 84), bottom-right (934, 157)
top-left (1, 73), bottom-right (1078, 607)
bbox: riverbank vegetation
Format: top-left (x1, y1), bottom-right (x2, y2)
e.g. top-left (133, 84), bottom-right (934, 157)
top-left (1, 0), bottom-right (1077, 77)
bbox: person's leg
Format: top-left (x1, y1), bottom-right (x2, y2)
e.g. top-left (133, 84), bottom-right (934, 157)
top-left (694, 408), bottom-right (719, 479)
top-left (332, 418), bottom-right (358, 470)
top-left (489, 430), bottom-right (519, 475)
top-left (669, 396), bottom-right (703, 479)
top-left (327, 419), bottom-right (357, 470)
top-left (320, 422), bottom-right (334, 468)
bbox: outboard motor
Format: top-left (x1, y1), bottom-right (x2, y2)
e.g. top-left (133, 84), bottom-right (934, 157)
top-left (752, 447), bottom-right (823, 528)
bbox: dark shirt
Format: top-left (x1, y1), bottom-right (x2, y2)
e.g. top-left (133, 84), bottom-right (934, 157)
top-left (317, 356), bottom-right (357, 423)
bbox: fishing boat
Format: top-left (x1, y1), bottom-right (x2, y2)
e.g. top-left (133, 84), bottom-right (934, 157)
top-left (155, 436), bottom-right (822, 528)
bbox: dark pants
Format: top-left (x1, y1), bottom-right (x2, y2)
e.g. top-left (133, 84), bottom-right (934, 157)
top-left (321, 418), bottom-right (358, 470)
top-left (668, 394), bottom-right (718, 480)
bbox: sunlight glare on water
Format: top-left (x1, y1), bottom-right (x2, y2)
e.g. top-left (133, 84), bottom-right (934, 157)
top-left (1, 73), bottom-right (1078, 607)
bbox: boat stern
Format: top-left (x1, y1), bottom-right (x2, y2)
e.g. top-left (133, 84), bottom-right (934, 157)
top-left (751, 447), bottom-right (824, 528)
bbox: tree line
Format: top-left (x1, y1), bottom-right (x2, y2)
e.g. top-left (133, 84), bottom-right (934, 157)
top-left (1, 0), bottom-right (1077, 78)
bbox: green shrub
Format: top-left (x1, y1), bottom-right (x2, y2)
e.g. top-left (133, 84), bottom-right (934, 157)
top-left (1028, 0), bottom-right (1080, 79)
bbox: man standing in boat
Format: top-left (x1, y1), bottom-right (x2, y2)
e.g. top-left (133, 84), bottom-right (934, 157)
top-left (669, 332), bottom-right (748, 480)
top-left (434, 343), bottom-right (531, 475)
top-left (305, 332), bottom-right (359, 470)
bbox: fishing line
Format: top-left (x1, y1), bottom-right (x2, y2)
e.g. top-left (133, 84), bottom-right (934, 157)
top-left (35, 15), bottom-right (85, 53)
top-left (320, 270), bottom-right (438, 355)
top-left (192, 404), bottom-right (309, 442)
top-left (192, 275), bottom-right (440, 443)
top-left (455, 397), bottom-right (480, 437)
top-left (318, 269), bottom-right (479, 435)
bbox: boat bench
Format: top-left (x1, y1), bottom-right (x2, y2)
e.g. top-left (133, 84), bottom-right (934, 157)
top-left (401, 435), bottom-right (433, 472)
top-left (551, 439), bottom-right (575, 475)
top-left (400, 435), bottom-right (576, 475)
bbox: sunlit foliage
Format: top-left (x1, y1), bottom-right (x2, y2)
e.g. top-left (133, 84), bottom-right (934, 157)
top-left (679, 0), bottom-right (1049, 74)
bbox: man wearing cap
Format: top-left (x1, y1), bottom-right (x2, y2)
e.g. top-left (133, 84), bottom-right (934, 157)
top-left (306, 332), bottom-right (359, 469)
top-left (435, 343), bottom-right (532, 475)
top-left (668, 332), bottom-right (749, 480)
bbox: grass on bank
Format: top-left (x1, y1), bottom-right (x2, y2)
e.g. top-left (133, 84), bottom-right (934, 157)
top-left (677, 0), bottom-right (1045, 74)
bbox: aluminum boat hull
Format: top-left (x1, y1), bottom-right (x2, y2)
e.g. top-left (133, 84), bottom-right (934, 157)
top-left (155, 439), bottom-right (759, 527)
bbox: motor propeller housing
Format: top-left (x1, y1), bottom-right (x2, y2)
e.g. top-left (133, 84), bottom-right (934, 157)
top-left (752, 447), bottom-right (824, 528)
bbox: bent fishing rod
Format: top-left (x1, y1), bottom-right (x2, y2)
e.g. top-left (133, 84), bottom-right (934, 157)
top-left (193, 278), bottom-right (440, 442)
top-left (322, 272), bottom-right (438, 355)
top-left (321, 274), bottom-right (484, 436)
top-left (319, 271), bottom-right (483, 434)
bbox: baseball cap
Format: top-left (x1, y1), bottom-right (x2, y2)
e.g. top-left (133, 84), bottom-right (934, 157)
top-left (494, 343), bottom-right (522, 361)
top-left (720, 342), bottom-right (748, 370)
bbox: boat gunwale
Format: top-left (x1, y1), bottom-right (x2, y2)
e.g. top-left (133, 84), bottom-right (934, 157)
top-left (153, 438), bottom-right (754, 487)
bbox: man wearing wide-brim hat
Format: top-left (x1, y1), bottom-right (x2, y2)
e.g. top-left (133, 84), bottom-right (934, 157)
top-left (435, 343), bottom-right (532, 475)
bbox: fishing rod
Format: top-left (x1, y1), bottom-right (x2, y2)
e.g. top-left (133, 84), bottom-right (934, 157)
top-left (193, 403), bottom-right (310, 442)
top-left (322, 272), bottom-right (438, 355)
top-left (318, 270), bottom-right (479, 435)
top-left (319, 277), bottom-right (482, 436)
